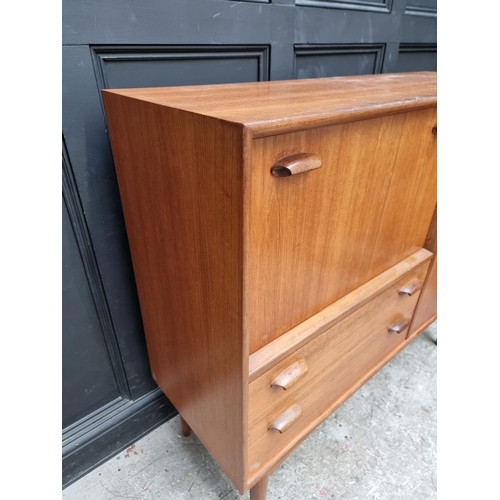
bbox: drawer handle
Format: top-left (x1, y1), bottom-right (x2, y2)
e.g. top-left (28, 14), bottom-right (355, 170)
top-left (271, 359), bottom-right (308, 390)
top-left (387, 315), bottom-right (411, 334)
top-left (399, 278), bottom-right (422, 297)
top-left (271, 153), bottom-right (322, 177)
top-left (268, 403), bottom-right (303, 434)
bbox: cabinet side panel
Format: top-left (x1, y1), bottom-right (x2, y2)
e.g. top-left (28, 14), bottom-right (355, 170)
top-left (102, 94), bottom-right (246, 491)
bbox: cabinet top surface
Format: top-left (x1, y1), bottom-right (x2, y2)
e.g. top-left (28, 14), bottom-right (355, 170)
top-left (103, 72), bottom-right (436, 138)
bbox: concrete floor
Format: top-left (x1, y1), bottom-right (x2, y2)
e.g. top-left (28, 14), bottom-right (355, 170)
top-left (64, 323), bottom-right (437, 500)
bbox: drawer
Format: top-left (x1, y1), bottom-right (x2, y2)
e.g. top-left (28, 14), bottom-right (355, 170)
top-left (246, 108), bottom-right (437, 353)
top-left (247, 260), bottom-right (430, 478)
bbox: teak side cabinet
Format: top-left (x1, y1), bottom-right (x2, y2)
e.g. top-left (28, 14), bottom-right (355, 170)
top-left (102, 72), bottom-right (437, 500)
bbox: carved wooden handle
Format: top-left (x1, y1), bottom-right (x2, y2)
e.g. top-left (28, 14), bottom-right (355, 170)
top-left (271, 359), bottom-right (308, 390)
top-left (268, 403), bottom-right (303, 434)
top-left (271, 153), bottom-right (322, 177)
top-left (398, 278), bottom-right (422, 297)
top-left (387, 315), bottom-right (411, 334)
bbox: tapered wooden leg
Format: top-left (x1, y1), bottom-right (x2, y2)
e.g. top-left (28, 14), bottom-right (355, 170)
top-left (180, 415), bottom-right (191, 437)
top-left (250, 475), bottom-right (269, 500)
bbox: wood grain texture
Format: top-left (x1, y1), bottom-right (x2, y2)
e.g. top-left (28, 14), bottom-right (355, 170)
top-left (247, 261), bottom-right (429, 483)
top-left (424, 206), bottom-right (438, 254)
top-left (409, 314), bottom-right (437, 342)
top-left (246, 109), bottom-right (437, 352)
top-left (102, 93), bottom-right (247, 493)
top-left (104, 72), bottom-right (437, 138)
top-left (409, 207), bottom-right (437, 337)
top-left (249, 249), bottom-right (433, 381)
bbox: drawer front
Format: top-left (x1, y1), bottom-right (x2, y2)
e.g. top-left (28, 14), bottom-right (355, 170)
top-left (248, 261), bottom-right (429, 478)
top-left (246, 108), bottom-right (437, 353)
